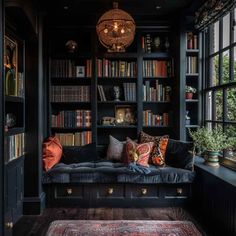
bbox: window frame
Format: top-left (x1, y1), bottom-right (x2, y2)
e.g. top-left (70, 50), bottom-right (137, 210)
top-left (203, 7), bottom-right (236, 170)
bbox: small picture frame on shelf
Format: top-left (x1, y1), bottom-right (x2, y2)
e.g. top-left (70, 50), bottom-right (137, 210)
top-left (4, 35), bottom-right (18, 96)
top-left (115, 105), bottom-right (135, 125)
top-left (76, 66), bottom-right (85, 77)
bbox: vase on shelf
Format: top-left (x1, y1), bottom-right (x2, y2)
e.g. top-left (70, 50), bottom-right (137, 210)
top-left (185, 92), bottom-right (193, 99)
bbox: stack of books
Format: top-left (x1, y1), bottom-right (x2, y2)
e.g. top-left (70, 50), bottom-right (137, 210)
top-left (143, 111), bottom-right (169, 126)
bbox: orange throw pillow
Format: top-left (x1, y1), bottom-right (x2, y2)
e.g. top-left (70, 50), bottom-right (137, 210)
top-left (126, 138), bottom-right (154, 167)
top-left (139, 131), bottom-right (169, 166)
top-left (43, 136), bottom-right (62, 171)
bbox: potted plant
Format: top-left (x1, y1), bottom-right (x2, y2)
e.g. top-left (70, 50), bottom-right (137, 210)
top-left (185, 85), bottom-right (197, 99)
top-left (189, 127), bottom-right (230, 167)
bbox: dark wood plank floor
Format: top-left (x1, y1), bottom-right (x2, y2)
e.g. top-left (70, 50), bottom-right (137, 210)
top-left (13, 207), bottom-right (209, 236)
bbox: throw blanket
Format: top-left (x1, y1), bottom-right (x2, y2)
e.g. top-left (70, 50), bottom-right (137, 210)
top-left (128, 162), bottom-right (151, 174)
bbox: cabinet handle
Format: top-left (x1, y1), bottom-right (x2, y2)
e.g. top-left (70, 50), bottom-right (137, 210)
top-left (108, 188), bottom-right (114, 195)
top-left (5, 222), bottom-right (13, 229)
top-left (141, 188), bottom-right (147, 195)
top-left (66, 188), bottom-right (73, 195)
top-left (176, 188), bottom-right (183, 195)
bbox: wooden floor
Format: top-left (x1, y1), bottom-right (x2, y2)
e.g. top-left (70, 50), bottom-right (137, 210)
top-left (14, 207), bottom-right (209, 236)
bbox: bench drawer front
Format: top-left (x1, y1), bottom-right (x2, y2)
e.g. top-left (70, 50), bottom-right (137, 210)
top-left (129, 185), bottom-right (159, 199)
top-left (55, 185), bottom-right (84, 199)
top-left (96, 184), bottom-right (125, 199)
top-left (163, 185), bottom-right (190, 199)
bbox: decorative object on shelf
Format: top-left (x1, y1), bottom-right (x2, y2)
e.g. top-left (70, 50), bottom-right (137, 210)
top-left (153, 36), bottom-right (161, 51)
top-left (5, 113), bottom-right (16, 129)
top-left (76, 66), bottom-right (85, 77)
top-left (164, 37), bottom-right (170, 52)
top-left (101, 117), bottom-right (116, 126)
top-left (115, 105), bottom-right (135, 125)
top-left (113, 86), bottom-right (121, 101)
top-left (65, 40), bottom-right (78, 53)
top-left (185, 111), bottom-right (191, 125)
top-left (189, 127), bottom-right (230, 167)
top-left (185, 85), bottom-right (197, 99)
top-left (4, 36), bottom-right (18, 96)
top-left (195, 0), bottom-right (234, 30)
top-left (96, 2), bottom-right (136, 52)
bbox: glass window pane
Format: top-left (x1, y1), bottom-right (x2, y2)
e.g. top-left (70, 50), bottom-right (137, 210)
top-left (234, 47), bottom-right (236, 81)
top-left (234, 8), bottom-right (236, 43)
top-left (215, 90), bottom-right (223, 121)
top-left (210, 55), bottom-right (219, 86)
top-left (222, 50), bottom-right (230, 84)
top-left (226, 87), bottom-right (236, 121)
top-left (225, 125), bottom-right (236, 162)
top-left (212, 21), bottom-right (219, 53)
top-left (206, 91), bottom-right (213, 120)
top-left (223, 13), bottom-right (230, 48)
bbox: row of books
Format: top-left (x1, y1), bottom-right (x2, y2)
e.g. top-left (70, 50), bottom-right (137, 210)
top-left (143, 110), bottom-right (169, 126)
top-left (142, 60), bottom-right (173, 77)
top-left (51, 86), bottom-right (90, 102)
top-left (50, 59), bottom-right (92, 78)
top-left (51, 110), bottom-right (91, 128)
top-left (55, 132), bottom-right (92, 146)
top-left (143, 81), bottom-right (171, 102)
top-left (96, 59), bottom-right (137, 77)
top-left (186, 32), bottom-right (198, 50)
top-left (5, 133), bottom-right (25, 163)
top-left (141, 34), bottom-right (168, 53)
top-left (186, 56), bottom-right (198, 74)
top-left (123, 83), bottom-right (136, 102)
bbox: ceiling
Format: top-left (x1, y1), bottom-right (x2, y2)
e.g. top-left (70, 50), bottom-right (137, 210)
top-left (40, 0), bottom-right (204, 26)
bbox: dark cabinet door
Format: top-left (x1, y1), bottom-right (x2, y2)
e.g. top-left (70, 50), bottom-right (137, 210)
top-left (4, 157), bottom-right (24, 236)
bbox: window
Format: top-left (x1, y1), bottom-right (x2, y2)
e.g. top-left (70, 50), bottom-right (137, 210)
top-left (203, 7), bottom-right (236, 170)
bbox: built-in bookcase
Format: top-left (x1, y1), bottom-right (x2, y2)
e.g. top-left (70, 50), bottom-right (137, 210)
top-left (48, 27), bottom-right (178, 147)
top-left (184, 31), bottom-right (201, 140)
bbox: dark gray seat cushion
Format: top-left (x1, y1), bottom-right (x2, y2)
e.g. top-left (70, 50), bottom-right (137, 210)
top-left (42, 161), bottom-right (195, 184)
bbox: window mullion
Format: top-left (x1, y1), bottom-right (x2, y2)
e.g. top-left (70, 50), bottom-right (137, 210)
top-left (219, 19), bottom-right (223, 85)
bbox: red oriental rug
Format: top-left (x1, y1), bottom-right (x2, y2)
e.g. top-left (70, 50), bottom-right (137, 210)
top-left (45, 220), bottom-right (202, 236)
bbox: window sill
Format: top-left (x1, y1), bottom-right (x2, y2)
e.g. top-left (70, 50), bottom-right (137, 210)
top-left (194, 156), bottom-right (236, 188)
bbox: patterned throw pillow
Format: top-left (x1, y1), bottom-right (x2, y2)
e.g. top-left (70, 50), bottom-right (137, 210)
top-left (126, 138), bottom-right (154, 167)
top-left (139, 131), bottom-right (169, 166)
top-left (106, 135), bottom-right (125, 161)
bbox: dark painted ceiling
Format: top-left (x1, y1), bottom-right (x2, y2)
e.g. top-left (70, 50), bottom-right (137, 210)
top-left (40, 0), bottom-right (204, 26)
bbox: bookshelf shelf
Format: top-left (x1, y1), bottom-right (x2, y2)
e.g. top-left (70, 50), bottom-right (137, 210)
top-left (142, 52), bottom-right (171, 59)
top-left (5, 96), bottom-right (24, 103)
top-left (5, 127), bottom-right (25, 136)
top-left (186, 73), bottom-right (199, 77)
top-left (97, 125), bottom-right (137, 129)
top-left (51, 52), bottom-right (92, 59)
top-left (143, 76), bottom-right (172, 80)
top-left (185, 125), bottom-right (200, 128)
top-left (186, 49), bottom-right (199, 53)
top-left (186, 99), bottom-right (199, 102)
top-left (143, 101), bottom-right (171, 104)
top-left (51, 77), bottom-right (92, 85)
top-left (51, 102), bottom-right (91, 105)
top-left (51, 127), bottom-right (91, 131)
top-left (98, 101), bottom-right (137, 104)
top-left (143, 125), bottom-right (170, 128)
top-left (97, 52), bottom-right (138, 59)
top-left (5, 154), bottom-right (25, 166)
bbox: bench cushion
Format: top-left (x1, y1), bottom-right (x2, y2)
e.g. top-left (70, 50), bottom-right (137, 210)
top-left (42, 161), bottom-right (195, 184)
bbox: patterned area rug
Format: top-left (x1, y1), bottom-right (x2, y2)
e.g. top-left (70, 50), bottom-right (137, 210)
top-left (46, 220), bottom-right (202, 236)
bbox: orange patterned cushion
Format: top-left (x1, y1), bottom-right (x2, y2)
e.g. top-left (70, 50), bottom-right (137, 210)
top-left (43, 136), bottom-right (62, 171)
top-left (139, 131), bottom-right (169, 166)
top-left (126, 138), bottom-right (154, 167)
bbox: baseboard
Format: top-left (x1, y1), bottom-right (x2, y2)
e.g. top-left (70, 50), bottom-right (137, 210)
top-left (23, 192), bottom-right (46, 215)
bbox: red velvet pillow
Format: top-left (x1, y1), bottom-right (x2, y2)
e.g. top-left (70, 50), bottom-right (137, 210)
top-left (43, 136), bottom-right (62, 171)
top-left (126, 138), bottom-right (154, 167)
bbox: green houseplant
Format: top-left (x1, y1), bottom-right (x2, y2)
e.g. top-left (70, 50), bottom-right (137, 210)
top-left (185, 85), bottom-right (197, 99)
top-left (189, 127), bottom-right (229, 167)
